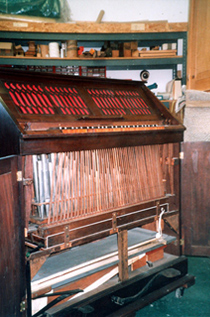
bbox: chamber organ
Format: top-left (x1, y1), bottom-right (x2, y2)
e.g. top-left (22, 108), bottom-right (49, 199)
top-left (0, 69), bottom-right (194, 316)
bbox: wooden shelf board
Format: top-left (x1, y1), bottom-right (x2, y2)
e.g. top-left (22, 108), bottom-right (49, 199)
top-left (0, 56), bottom-right (183, 61)
top-left (0, 21), bottom-right (188, 34)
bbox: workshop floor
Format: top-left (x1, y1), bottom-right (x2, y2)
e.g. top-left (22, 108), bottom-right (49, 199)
top-left (135, 256), bottom-right (210, 317)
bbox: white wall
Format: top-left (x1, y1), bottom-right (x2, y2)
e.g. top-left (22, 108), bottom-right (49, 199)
top-left (66, 0), bottom-right (189, 23)
top-left (65, 0), bottom-right (189, 93)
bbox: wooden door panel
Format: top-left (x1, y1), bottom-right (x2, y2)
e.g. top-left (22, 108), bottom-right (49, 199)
top-left (187, 0), bottom-right (210, 90)
top-left (181, 142), bottom-right (210, 256)
top-left (0, 156), bottom-right (26, 316)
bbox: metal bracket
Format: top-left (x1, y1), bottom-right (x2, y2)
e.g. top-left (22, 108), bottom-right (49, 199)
top-left (17, 172), bottom-right (33, 186)
top-left (156, 200), bottom-right (160, 216)
top-left (20, 300), bottom-right (26, 312)
top-left (17, 171), bottom-right (23, 182)
top-left (180, 238), bottom-right (185, 246)
top-left (172, 157), bottom-right (179, 166)
top-left (23, 178), bottom-right (33, 186)
top-left (64, 226), bottom-right (71, 248)
top-left (179, 152), bottom-right (184, 160)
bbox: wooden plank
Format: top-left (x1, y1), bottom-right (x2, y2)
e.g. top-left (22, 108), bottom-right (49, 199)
top-left (181, 142), bottom-right (210, 256)
top-left (46, 264), bottom-right (118, 306)
top-left (30, 254), bottom-right (49, 280)
top-left (20, 131), bottom-right (184, 156)
top-left (23, 155), bottom-right (33, 229)
top-left (117, 230), bottom-right (128, 282)
top-left (146, 246), bottom-right (165, 262)
top-left (0, 21), bottom-right (187, 33)
top-left (187, 0), bottom-right (210, 90)
top-left (0, 156), bottom-right (26, 316)
top-left (131, 255), bottom-right (147, 271)
top-left (0, 55), bottom-right (183, 62)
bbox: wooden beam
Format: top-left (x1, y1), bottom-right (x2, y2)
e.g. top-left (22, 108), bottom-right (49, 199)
top-left (0, 21), bottom-right (187, 33)
top-left (117, 230), bottom-right (128, 282)
top-left (30, 254), bottom-right (49, 279)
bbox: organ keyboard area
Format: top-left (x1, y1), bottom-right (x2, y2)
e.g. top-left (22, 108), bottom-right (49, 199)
top-left (0, 69), bottom-right (195, 317)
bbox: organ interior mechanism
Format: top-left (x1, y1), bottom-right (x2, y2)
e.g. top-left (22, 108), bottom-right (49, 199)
top-left (0, 69), bottom-right (195, 316)
top-left (32, 145), bottom-right (168, 223)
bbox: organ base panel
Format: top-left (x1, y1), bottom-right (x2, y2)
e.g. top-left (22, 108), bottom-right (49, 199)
top-left (0, 69), bottom-right (194, 316)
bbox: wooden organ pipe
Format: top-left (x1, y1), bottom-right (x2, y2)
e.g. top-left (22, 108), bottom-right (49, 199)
top-left (31, 144), bottom-right (174, 224)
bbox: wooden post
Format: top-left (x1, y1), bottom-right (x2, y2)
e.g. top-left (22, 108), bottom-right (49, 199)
top-left (118, 230), bottom-right (128, 282)
top-left (23, 155), bottom-right (33, 229)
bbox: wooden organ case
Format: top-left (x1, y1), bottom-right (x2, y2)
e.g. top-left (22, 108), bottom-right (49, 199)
top-left (0, 69), bottom-right (194, 317)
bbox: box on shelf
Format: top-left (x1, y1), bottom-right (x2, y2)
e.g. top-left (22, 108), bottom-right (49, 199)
top-left (24, 65), bottom-right (106, 78)
top-left (80, 66), bottom-right (106, 77)
top-left (0, 42), bottom-right (14, 56)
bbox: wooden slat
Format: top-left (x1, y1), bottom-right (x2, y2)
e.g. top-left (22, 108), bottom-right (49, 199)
top-left (181, 142), bottom-right (210, 256)
top-left (118, 230), bottom-right (128, 282)
top-left (187, 0), bottom-right (210, 90)
top-left (23, 155), bottom-right (33, 228)
top-left (0, 21), bottom-right (187, 33)
top-left (0, 157), bottom-right (25, 316)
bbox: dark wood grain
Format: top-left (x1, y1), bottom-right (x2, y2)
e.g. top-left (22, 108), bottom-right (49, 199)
top-left (19, 131), bottom-right (184, 155)
top-left (118, 230), bottom-right (128, 281)
top-left (181, 142), bottom-right (210, 256)
top-left (0, 156), bottom-right (26, 316)
top-left (0, 100), bottom-right (20, 158)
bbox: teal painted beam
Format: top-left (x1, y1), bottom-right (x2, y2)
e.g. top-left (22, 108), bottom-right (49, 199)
top-left (0, 57), bottom-right (184, 67)
top-left (0, 31), bottom-right (187, 42)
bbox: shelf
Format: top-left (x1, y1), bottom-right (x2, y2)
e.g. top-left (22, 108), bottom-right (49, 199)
top-left (0, 56), bottom-right (184, 67)
top-left (0, 21), bottom-right (187, 34)
top-left (0, 31), bottom-right (187, 42)
top-left (0, 21), bottom-right (187, 83)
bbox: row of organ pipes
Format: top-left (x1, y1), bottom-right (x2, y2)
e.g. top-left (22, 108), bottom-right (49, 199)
top-left (31, 143), bottom-right (174, 225)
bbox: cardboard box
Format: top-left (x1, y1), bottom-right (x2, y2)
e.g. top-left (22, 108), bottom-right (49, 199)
top-left (0, 42), bottom-right (14, 56)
